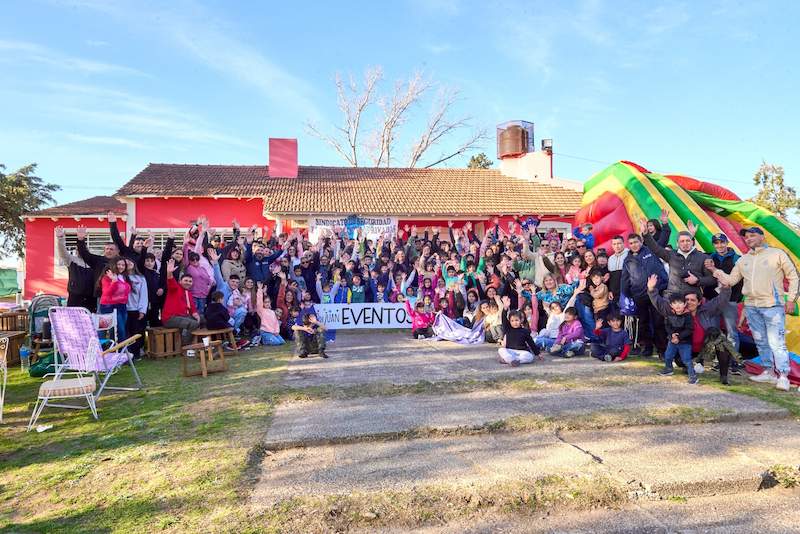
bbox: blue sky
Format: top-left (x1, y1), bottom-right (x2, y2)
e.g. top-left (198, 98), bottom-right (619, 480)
top-left (1, 0), bottom-right (798, 206)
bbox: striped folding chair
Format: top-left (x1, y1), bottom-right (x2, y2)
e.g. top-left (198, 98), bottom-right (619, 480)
top-left (0, 336), bottom-right (7, 424)
top-left (49, 307), bottom-right (143, 399)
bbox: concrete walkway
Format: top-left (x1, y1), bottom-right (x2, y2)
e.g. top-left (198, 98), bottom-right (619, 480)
top-left (252, 331), bottom-right (800, 531)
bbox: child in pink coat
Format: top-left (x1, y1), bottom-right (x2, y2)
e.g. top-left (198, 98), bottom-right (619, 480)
top-left (405, 299), bottom-right (435, 339)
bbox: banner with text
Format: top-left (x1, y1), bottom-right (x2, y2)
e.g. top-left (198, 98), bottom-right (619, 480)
top-left (308, 215), bottom-right (397, 244)
top-left (315, 302), bottom-right (411, 329)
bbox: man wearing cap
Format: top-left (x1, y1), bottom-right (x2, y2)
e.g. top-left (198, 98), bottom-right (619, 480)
top-left (711, 226), bottom-right (799, 391)
top-left (641, 218), bottom-right (716, 298)
top-left (707, 233), bottom-right (743, 351)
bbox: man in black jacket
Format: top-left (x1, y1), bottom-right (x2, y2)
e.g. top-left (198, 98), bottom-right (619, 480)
top-left (76, 225), bottom-right (119, 299)
top-left (621, 233), bottom-right (668, 357)
top-left (108, 212), bottom-right (145, 263)
top-left (641, 219), bottom-right (715, 298)
top-left (55, 226), bottom-right (96, 311)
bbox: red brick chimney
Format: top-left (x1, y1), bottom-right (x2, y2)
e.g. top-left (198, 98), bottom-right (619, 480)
top-left (268, 138), bottom-right (298, 178)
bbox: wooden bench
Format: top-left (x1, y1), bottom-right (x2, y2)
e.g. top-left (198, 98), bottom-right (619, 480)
top-left (191, 328), bottom-right (238, 356)
top-left (146, 327), bottom-right (182, 359)
top-left (181, 340), bottom-right (227, 378)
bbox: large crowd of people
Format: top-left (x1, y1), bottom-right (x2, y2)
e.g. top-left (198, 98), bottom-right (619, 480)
top-left (54, 211), bottom-right (798, 390)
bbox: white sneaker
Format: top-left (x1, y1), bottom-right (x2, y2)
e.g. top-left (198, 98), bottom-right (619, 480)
top-left (775, 374), bottom-right (791, 391)
top-left (749, 370), bottom-right (778, 383)
top-left (693, 363), bottom-right (705, 375)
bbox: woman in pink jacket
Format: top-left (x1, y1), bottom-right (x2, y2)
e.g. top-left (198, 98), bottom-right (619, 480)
top-left (98, 257), bottom-right (131, 340)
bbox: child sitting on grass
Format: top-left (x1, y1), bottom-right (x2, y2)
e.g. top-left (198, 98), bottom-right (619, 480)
top-left (497, 296), bottom-right (541, 367)
top-left (647, 274), bottom-right (697, 384)
top-left (534, 301), bottom-right (565, 350)
top-left (589, 314), bottom-right (631, 362)
top-left (405, 299), bottom-right (435, 339)
top-left (547, 307), bottom-right (585, 358)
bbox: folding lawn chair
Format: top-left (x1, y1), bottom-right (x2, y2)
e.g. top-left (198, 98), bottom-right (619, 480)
top-left (0, 336), bottom-right (7, 424)
top-left (49, 307), bottom-right (143, 399)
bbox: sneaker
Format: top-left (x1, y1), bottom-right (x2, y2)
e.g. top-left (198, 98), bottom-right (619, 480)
top-left (641, 346), bottom-right (654, 357)
top-left (749, 370), bottom-right (778, 383)
top-left (688, 375), bottom-right (699, 385)
top-left (236, 339), bottom-right (250, 349)
top-left (659, 368), bottom-right (674, 376)
top-left (603, 354), bottom-right (613, 362)
top-left (694, 362), bottom-right (705, 375)
top-left (563, 350), bottom-right (575, 359)
top-left (222, 342), bottom-right (235, 352)
top-left (298, 353), bottom-right (308, 359)
top-left (731, 367), bottom-right (742, 376)
top-left (550, 343), bottom-right (562, 353)
top-left (250, 335), bottom-right (262, 346)
top-left (510, 359), bottom-right (520, 368)
top-left (319, 351), bottom-right (329, 359)
top-left (186, 349), bottom-right (196, 358)
top-left (775, 374), bottom-right (790, 391)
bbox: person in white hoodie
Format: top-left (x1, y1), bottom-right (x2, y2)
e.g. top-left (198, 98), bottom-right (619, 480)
top-left (125, 258), bottom-right (148, 359)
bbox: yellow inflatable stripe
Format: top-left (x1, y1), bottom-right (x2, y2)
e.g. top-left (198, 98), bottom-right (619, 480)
top-left (650, 172), bottom-right (732, 248)
top-left (622, 165), bottom-right (687, 233)
top-left (582, 169), bottom-right (647, 230)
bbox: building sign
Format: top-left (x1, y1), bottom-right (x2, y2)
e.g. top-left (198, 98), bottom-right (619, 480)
top-left (308, 215), bottom-right (397, 243)
top-left (314, 302), bottom-right (411, 329)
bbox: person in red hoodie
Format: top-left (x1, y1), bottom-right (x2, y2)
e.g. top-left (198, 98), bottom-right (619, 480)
top-left (405, 299), bottom-right (435, 338)
top-left (98, 257), bottom-right (131, 341)
top-left (162, 258), bottom-right (202, 344)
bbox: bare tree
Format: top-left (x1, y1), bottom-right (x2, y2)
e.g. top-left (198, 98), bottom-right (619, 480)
top-left (307, 67), bottom-right (486, 168)
top-left (305, 67), bottom-right (382, 166)
top-left (408, 88), bottom-right (488, 168)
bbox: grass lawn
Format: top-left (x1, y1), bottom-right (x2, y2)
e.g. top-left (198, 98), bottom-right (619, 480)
top-left (0, 346), bottom-right (291, 533)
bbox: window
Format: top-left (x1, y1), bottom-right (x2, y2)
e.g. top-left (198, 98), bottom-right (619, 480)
top-left (54, 229), bottom-right (114, 279)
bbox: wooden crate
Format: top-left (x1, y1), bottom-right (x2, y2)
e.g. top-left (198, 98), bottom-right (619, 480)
top-left (146, 327), bottom-right (182, 358)
top-left (2, 331), bottom-right (26, 365)
top-left (0, 311), bottom-right (28, 333)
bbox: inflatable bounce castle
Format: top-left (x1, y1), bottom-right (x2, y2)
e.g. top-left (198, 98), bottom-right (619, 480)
top-left (575, 160), bottom-right (800, 382)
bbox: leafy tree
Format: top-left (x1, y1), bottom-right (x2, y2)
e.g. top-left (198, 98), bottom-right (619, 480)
top-left (0, 163), bottom-right (60, 256)
top-left (750, 161), bottom-right (799, 220)
top-left (467, 152), bottom-right (493, 169)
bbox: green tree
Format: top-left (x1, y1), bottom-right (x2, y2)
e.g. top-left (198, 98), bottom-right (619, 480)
top-left (467, 152), bottom-right (493, 169)
top-left (750, 161), bottom-right (799, 219)
top-left (0, 163), bottom-right (60, 256)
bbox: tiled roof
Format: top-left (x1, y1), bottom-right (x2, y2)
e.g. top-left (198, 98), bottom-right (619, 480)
top-left (25, 196), bottom-right (127, 218)
top-left (116, 164), bottom-right (582, 216)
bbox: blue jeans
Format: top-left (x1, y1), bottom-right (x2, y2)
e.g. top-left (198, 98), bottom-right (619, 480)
top-left (665, 342), bottom-right (695, 378)
top-left (721, 301), bottom-right (740, 352)
top-left (260, 332), bottom-right (285, 345)
top-left (545, 339), bottom-right (584, 355)
top-left (745, 305), bottom-right (790, 375)
top-left (232, 306), bottom-right (247, 332)
top-left (535, 335), bottom-right (557, 350)
top-left (99, 303), bottom-right (127, 341)
top-left (194, 297), bottom-right (207, 316)
top-left (575, 300), bottom-right (600, 342)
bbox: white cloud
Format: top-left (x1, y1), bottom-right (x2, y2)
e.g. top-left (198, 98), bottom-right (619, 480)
top-left (424, 43), bottom-right (456, 55)
top-left (65, 133), bottom-right (149, 149)
top-left (43, 82), bottom-right (258, 149)
top-left (55, 0), bottom-right (321, 119)
top-left (0, 39), bottom-right (143, 75)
